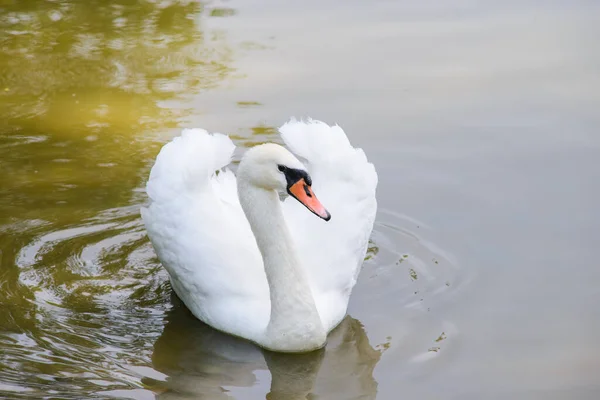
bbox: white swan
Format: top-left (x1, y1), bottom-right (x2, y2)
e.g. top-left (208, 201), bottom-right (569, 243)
top-left (141, 119), bottom-right (377, 352)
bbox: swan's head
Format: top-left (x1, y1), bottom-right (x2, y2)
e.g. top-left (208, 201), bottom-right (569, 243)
top-left (238, 143), bottom-right (330, 221)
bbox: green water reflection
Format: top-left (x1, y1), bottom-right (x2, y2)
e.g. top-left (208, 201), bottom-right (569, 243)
top-left (0, 0), bottom-right (237, 396)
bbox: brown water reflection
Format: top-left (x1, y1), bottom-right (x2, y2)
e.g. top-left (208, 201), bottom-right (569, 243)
top-left (143, 296), bottom-right (380, 400)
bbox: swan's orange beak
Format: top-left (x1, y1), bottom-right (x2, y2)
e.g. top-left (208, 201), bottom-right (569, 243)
top-left (288, 179), bottom-right (331, 221)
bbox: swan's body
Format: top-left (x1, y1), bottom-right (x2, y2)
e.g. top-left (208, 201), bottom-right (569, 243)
top-left (141, 119), bottom-right (377, 352)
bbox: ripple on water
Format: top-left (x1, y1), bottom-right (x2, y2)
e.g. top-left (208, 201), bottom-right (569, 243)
top-left (2, 204), bottom-right (171, 398)
top-left (354, 208), bottom-right (468, 374)
top-left (3, 202), bottom-right (468, 398)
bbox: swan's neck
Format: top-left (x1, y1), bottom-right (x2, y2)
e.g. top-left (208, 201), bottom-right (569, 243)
top-left (237, 181), bottom-right (326, 351)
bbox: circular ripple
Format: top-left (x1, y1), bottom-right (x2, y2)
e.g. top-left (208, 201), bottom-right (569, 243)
top-left (359, 208), bottom-right (464, 308)
top-left (6, 204), bottom-right (170, 398)
top-left (351, 207), bottom-right (469, 374)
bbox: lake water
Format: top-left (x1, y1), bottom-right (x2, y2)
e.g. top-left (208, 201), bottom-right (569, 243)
top-left (1, 0), bottom-right (599, 399)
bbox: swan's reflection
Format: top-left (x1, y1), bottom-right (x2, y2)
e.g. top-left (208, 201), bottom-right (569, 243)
top-left (150, 296), bottom-right (381, 399)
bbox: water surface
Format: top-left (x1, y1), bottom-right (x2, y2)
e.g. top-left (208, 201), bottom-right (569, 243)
top-left (1, 0), bottom-right (599, 399)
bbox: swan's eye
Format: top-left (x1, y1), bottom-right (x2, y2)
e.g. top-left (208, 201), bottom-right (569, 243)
top-left (277, 165), bottom-right (286, 172)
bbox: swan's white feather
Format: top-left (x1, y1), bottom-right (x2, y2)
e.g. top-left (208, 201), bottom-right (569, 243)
top-left (141, 129), bottom-right (269, 341)
top-left (280, 119), bottom-right (378, 329)
top-left (141, 120), bottom-right (377, 341)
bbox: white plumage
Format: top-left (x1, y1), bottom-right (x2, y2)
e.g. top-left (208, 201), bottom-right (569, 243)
top-left (141, 118), bottom-right (377, 352)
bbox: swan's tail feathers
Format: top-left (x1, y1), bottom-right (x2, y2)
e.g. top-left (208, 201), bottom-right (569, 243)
top-left (279, 118), bottom-right (377, 193)
top-left (146, 129), bottom-right (235, 203)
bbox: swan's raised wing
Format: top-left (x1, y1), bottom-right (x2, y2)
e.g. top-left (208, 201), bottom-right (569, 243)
top-left (280, 119), bottom-right (378, 330)
top-left (141, 129), bottom-right (269, 337)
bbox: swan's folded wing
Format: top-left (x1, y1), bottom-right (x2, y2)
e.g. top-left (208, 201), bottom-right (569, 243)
top-left (141, 129), bottom-right (269, 336)
top-left (280, 119), bottom-right (378, 330)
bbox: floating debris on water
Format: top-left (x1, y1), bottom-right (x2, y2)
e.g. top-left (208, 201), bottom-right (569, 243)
top-left (236, 101), bottom-right (262, 108)
top-left (396, 254), bottom-right (409, 265)
top-left (409, 268), bottom-right (418, 280)
top-left (435, 332), bottom-right (447, 342)
top-left (364, 242), bottom-right (379, 261)
top-left (209, 8), bottom-right (236, 17)
top-left (376, 336), bottom-right (393, 352)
